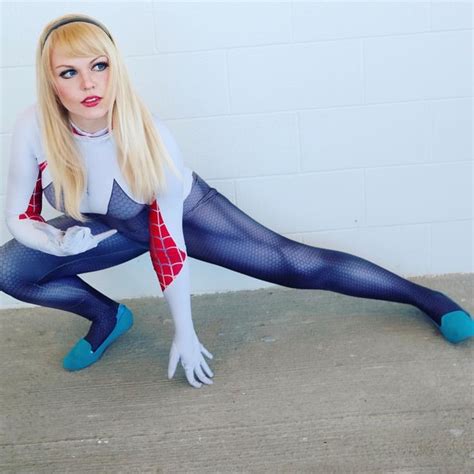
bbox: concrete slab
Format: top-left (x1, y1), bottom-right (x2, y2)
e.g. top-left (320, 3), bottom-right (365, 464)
top-left (1, 274), bottom-right (473, 472)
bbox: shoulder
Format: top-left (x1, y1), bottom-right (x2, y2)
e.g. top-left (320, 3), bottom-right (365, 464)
top-left (9, 103), bottom-right (43, 157)
top-left (150, 111), bottom-right (184, 167)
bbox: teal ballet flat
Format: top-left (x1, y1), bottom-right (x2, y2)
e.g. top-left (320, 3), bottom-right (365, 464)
top-left (437, 310), bottom-right (474, 344)
top-left (63, 304), bottom-right (134, 371)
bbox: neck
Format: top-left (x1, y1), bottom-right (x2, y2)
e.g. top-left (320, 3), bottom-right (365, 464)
top-left (70, 120), bottom-right (109, 137)
top-left (67, 112), bottom-right (110, 134)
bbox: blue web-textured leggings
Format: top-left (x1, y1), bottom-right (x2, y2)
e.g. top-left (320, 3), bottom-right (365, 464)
top-left (0, 172), bottom-right (468, 351)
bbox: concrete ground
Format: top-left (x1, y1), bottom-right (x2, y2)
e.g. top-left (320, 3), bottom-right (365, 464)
top-left (0, 273), bottom-right (473, 473)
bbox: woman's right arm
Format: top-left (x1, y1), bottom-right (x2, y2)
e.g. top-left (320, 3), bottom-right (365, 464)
top-left (4, 109), bottom-right (116, 256)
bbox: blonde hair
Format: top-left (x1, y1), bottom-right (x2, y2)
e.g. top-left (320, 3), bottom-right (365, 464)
top-left (36, 13), bottom-right (180, 222)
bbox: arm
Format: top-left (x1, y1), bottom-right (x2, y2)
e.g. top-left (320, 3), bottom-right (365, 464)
top-left (5, 109), bottom-right (64, 254)
top-left (5, 107), bottom-right (116, 256)
top-left (150, 115), bottom-right (214, 388)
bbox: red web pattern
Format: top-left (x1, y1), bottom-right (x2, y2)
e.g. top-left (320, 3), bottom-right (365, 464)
top-left (149, 199), bottom-right (187, 291)
top-left (20, 124), bottom-right (108, 221)
top-left (25, 127), bottom-right (184, 292)
top-left (18, 160), bottom-right (48, 223)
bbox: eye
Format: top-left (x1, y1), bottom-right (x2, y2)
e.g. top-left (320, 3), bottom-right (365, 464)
top-left (94, 61), bottom-right (109, 71)
top-left (59, 61), bottom-right (109, 79)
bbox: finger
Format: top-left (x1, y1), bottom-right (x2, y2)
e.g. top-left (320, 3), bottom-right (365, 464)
top-left (184, 367), bottom-right (202, 388)
top-left (200, 343), bottom-right (213, 360)
top-left (71, 227), bottom-right (90, 240)
top-left (75, 229), bottom-right (92, 247)
top-left (195, 365), bottom-right (213, 385)
top-left (74, 231), bottom-right (94, 252)
top-left (168, 344), bottom-right (179, 379)
top-left (200, 358), bottom-right (214, 378)
top-left (94, 229), bottom-right (118, 243)
top-left (63, 227), bottom-right (89, 246)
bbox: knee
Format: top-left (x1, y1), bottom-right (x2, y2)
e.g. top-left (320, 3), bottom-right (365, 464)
top-left (0, 246), bottom-right (11, 293)
top-left (280, 241), bottom-right (334, 288)
top-left (0, 239), bottom-right (35, 295)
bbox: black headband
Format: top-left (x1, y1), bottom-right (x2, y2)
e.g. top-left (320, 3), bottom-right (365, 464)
top-left (41, 17), bottom-right (114, 52)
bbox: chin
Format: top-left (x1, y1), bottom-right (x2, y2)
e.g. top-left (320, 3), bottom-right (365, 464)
top-left (79, 107), bottom-right (108, 118)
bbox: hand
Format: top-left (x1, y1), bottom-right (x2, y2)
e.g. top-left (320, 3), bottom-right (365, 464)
top-left (168, 331), bottom-right (214, 388)
top-left (31, 222), bottom-right (117, 256)
top-left (59, 225), bottom-right (117, 255)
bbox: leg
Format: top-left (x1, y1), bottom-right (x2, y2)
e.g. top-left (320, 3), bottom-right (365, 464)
top-left (0, 213), bottom-right (149, 351)
top-left (182, 173), bottom-right (473, 343)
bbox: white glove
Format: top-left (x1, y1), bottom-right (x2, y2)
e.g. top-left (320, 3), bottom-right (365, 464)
top-left (31, 221), bottom-right (117, 256)
top-left (168, 331), bottom-right (214, 388)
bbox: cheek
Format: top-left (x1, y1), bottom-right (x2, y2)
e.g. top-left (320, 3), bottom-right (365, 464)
top-left (101, 70), bottom-right (110, 86)
top-left (54, 81), bottom-right (74, 102)
top-left (101, 72), bottom-right (112, 103)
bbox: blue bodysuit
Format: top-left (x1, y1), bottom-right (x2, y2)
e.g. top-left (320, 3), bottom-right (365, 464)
top-left (1, 103), bottom-right (472, 370)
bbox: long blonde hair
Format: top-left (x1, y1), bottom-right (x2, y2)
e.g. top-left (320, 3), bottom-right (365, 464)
top-left (36, 13), bottom-right (180, 222)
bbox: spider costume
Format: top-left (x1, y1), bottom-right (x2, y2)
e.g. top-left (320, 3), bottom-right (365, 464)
top-left (1, 104), bottom-right (473, 379)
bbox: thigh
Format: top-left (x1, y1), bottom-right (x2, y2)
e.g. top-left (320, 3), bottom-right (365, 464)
top-left (182, 173), bottom-right (292, 281)
top-left (0, 214), bottom-right (149, 286)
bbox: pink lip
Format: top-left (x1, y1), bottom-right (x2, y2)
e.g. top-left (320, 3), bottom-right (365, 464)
top-left (82, 97), bottom-right (101, 107)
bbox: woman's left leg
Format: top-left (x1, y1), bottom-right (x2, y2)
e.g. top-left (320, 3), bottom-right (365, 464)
top-left (182, 173), bottom-right (473, 343)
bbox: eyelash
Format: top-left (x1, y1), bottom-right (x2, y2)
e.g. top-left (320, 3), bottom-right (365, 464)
top-left (59, 62), bottom-right (109, 79)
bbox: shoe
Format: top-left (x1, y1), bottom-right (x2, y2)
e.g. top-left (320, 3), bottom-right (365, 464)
top-left (63, 304), bottom-right (134, 371)
top-left (436, 310), bottom-right (474, 344)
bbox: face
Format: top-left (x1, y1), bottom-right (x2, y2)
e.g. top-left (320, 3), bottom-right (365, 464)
top-left (51, 48), bottom-right (111, 132)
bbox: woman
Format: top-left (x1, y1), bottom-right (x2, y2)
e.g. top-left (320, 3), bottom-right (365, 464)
top-left (1, 13), bottom-right (472, 389)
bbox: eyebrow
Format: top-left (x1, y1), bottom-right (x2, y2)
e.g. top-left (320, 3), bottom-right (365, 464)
top-left (55, 56), bottom-right (104, 69)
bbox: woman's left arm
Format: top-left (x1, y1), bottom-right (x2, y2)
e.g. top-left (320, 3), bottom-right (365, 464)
top-left (151, 115), bottom-right (214, 389)
top-left (161, 258), bottom-right (214, 389)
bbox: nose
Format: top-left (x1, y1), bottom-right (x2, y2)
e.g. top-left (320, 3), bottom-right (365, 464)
top-left (81, 71), bottom-right (96, 90)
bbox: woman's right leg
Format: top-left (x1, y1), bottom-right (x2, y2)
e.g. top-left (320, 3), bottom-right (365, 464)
top-left (0, 214), bottom-right (149, 351)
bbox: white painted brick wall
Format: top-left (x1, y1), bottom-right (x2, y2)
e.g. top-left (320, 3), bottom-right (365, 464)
top-left (1, 1), bottom-right (472, 309)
